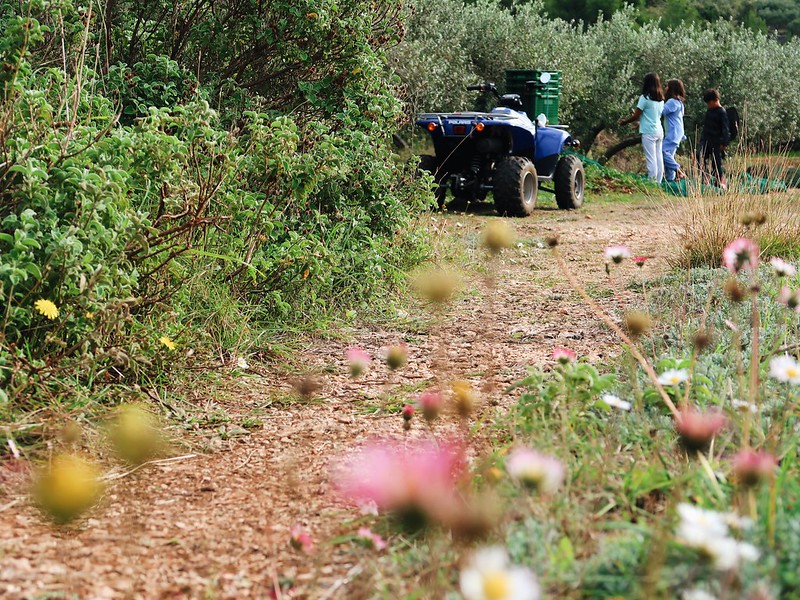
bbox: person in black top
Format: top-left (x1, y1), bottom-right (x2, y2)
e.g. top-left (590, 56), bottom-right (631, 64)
top-left (697, 88), bottom-right (730, 189)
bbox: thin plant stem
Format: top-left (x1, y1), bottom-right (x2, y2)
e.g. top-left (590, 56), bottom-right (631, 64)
top-left (747, 289), bottom-right (761, 449)
top-left (682, 349), bottom-right (698, 410)
top-left (627, 349), bottom-right (643, 413)
top-left (551, 247), bottom-right (680, 419)
top-left (768, 474), bottom-right (778, 548)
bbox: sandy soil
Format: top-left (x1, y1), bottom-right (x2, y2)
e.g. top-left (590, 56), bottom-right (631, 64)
top-left (0, 196), bottom-right (676, 599)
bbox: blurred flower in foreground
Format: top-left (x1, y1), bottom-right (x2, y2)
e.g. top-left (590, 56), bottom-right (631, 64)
top-left (769, 354), bottom-right (800, 384)
top-left (657, 368), bottom-right (689, 387)
top-left (386, 343), bottom-right (408, 370)
top-left (419, 390), bottom-right (443, 421)
top-left (770, 257), bottom-right (797, 278)
top-left (778, 287), bottom-right (800, 312)
top-left (723, 278), bottom-right (747, 303)
top-left (289, 524), bottom-right (314, 554)
top-left (633, 256), bottom-right (648, 268)
top-left (346, 346), bottom-right (371, 378)
top-left (675, 407), bottom-right (726, 452)
top-left (356, 527), bottom-right (387, 551)
top-left (722, 238), bottom-right (759, 274)
top-left (551, 347), bottom-right (576, 365)
top-left (451, 380), bottom-right (477, 417)
top-left (600, 394), bottom-right (631, 411)
top-left (460, 546), bottom-right (540, 600)
top-left (732, 450), bottom-right (777, 487)
top-left (110, 405), bottom-right (165, 465)
top-left (34, 454), bottom-right (102, 523)
top-left (34, 299), bottom-right (59, 320)
top-left (402, 403), bottom-right (415, 431)
top-left (675, 503), bottom-right (759, 571)
top-left (505, 447), bottom-right (565, 494)
top-left (292, 374), bottom-right (322, 399)
top-left (604, 245), bottom-right (631, 264)
top-left (412, 268), bottom-right (461, 304)
top-left (334, 438), bottom-right (466, 530)
top-left (624, 310), bottom-right (652, 338)
top-left (481, 221), bottom-right (516, 255)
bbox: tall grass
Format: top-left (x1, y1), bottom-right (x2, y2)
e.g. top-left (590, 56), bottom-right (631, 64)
top-left (669, 143), bottom-right (800, 268)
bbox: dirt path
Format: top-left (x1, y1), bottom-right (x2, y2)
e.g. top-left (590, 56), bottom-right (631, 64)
top-left (1, 197), bottom-right (676, 599)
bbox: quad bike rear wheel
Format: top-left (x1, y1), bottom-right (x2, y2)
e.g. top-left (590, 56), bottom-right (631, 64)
top-left (417, 154), bottom-right (448, 208)
top-left (554, 154), bottom-right (585, 209)
top-left (493, 156), bottom-right (537, 217)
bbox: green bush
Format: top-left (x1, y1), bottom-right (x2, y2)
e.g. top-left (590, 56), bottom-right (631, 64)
top-left (0, 0), bottom-right (431, 416)
top-left (106, 55), bottom-right (202, 125)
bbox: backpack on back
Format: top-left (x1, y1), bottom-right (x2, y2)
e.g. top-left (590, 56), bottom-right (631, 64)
top-left (727, 106), bottom-right (740, 140)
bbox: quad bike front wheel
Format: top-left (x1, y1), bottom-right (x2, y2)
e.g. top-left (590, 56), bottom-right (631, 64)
top-left (554, 154), bottom-right (585, 209)
top-left (417, 154), bottom-right (448, 208)
top-left (494, 156), bottom-right (538, 217)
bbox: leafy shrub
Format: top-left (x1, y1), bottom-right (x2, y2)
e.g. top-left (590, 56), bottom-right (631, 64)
top-left (1, 0), bottom-right (431, 416)
top-left (105, 55), bottom-right (201, 125)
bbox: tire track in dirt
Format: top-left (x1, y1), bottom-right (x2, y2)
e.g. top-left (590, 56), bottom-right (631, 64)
top-left (0, 198), bottom-right (676, 599)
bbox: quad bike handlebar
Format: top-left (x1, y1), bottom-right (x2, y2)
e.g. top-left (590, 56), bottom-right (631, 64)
top-left (466, 83), bottom-right (500, 98)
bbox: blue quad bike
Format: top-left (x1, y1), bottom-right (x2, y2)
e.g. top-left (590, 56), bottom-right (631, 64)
top-left (416, 82), bottom-right (585, 216)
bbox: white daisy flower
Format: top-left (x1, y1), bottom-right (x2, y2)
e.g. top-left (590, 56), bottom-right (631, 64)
top-left (731, 399), bottom-right (758, 414)
top-left (736, 541), bottom-right (760, 562)
top-left (600, 394), bottom-right (632, 411)
top-left (505, 448), bottom-right (565, 494)
top-left (236, 356), bottom-right (249, 369)
top-left (675, 504), bottom-right (760, 571)
top-left (657, 368), bottom-right (690, 386)
top-left (702, 536), bottom-right (742, 571)
top-left (676, 504), bottom-right (729, 543)
top-left (460, 546), bottom-right (540, 600)
top-left (769, 355), bottom-right (800, 384)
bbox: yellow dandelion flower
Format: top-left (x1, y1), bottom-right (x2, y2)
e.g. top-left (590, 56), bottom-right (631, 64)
top-left (85, 312), bottom-right (94, 319)
top-left (34, 299), bottom-right (59, 320)
top-left (159, 336), bottom-right (176, 351)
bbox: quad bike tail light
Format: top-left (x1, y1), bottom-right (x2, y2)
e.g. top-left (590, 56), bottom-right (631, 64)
top-left (427, 122), bottom-right (437, 132)
top-left (474, 122), bottom-right (485, 132)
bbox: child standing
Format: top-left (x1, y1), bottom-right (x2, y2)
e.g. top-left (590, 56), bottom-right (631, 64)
top-left (697, 88), bottom-right (731, 189)
top-left (619, 72), bottom-right (665, 183)
top-left (662, 79), bottom-right (686, 182)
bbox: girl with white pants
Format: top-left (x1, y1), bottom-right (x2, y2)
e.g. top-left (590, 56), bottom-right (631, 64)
top-left (619, 72), bottom-right (666, 183)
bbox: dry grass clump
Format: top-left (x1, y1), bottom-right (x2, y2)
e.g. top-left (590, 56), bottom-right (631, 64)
top-left (674, 192), bottom-right (800, 268)
top-left (670, 147), bottom-right (800, 268)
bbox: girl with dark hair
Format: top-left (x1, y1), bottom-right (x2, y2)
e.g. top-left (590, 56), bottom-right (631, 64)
top-left (619, 72), bottom-right (665, 182)
top-left (662, 79), bottom-right (687, 182)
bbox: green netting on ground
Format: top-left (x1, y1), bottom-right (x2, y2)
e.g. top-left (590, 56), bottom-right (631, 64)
top-left (567, 151), bottom-right (790, 197)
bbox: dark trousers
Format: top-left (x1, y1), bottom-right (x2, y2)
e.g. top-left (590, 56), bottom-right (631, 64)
top-left (697, 142), bottom-right (725, 184)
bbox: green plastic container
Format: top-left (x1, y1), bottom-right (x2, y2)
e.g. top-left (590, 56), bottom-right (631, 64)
top-left (505, 69), bottom-right (561, 124)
